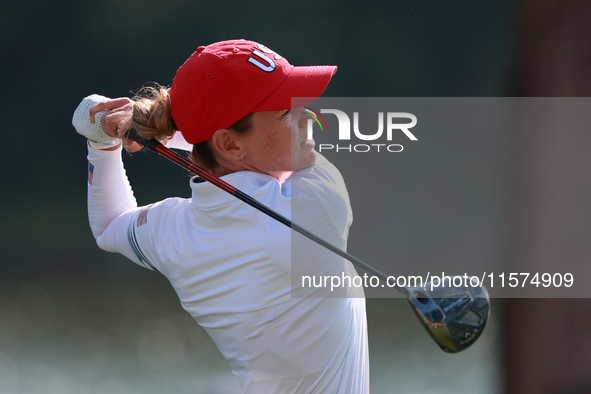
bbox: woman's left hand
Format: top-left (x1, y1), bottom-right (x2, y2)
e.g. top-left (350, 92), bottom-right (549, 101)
top-left (89, 98), bottom-right (143, 152)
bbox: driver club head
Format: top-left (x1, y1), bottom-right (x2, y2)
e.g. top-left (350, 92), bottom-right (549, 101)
top-left (406, 276), bottom-right (490, 353)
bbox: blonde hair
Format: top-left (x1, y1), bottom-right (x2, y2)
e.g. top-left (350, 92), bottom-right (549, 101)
top-left (120, 84), bottom-right (176, 142)
top-left (121, 83), bottom-right (254, 173)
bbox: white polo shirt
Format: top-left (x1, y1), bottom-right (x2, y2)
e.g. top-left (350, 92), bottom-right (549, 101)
top-left (87, 142), bottom-right (369, 394)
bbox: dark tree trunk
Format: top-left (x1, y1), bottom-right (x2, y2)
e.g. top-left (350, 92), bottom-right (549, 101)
top-left (506, 1), bottom-right (591, 393)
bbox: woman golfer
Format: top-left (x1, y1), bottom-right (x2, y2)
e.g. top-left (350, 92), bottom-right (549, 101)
top-left (78, 39), bottom-right (368, 393)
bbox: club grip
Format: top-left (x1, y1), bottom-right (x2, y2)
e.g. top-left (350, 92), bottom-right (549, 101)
top-left (126, 130), bottom-right (161, 151)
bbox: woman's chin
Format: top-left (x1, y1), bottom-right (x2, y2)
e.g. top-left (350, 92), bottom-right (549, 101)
top-left (292, 150), bottom-right (317, 172)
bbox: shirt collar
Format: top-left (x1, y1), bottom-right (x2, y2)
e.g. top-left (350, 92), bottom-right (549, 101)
top-left (189, 171), bottom-right (280, 207)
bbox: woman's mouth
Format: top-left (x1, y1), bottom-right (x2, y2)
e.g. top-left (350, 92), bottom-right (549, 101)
top-left (301, 139), bottom-right (316, 148)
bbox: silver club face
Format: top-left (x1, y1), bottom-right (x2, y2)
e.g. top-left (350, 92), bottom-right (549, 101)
top-left (406, 277), bottom-right (490, 353)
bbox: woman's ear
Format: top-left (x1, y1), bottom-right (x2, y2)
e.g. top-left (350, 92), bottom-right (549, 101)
top-left (211, 129), bottom-right (244, 161)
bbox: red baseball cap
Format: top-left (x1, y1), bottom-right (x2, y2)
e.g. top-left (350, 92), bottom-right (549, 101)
top-left (169, 39), bottom-right (337, 144)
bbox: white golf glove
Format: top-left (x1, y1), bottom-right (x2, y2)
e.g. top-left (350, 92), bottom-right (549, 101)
top-left (72, 94), bottom-right (121, 149)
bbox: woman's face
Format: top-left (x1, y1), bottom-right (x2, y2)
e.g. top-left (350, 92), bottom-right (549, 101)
top-left (236, 107), bottom-right (316, 179)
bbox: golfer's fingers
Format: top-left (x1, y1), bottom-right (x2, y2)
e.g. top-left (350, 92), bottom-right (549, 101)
top-left (100, 109), bottom-right (132, 138)
top-left (89, 97), bottom-right (134, 123)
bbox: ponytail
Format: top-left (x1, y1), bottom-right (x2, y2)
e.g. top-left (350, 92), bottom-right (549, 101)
top-left (120, 84), bottom-right (176, 142)
top-left (121, 83), bottom-right (254, 174)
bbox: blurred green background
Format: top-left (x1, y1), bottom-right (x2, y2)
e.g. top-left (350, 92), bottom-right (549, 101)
top-left (0, 0), bottom-right (561, 393)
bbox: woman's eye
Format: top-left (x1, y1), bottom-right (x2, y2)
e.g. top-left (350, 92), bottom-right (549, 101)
top-left (282, 109), bottom-right (291, 117)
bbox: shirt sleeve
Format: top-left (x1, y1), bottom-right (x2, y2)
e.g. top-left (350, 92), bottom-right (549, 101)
top-left (287, 152), bottom-right (353, 240)
top-left (86, 143), bottom-right (157, 270)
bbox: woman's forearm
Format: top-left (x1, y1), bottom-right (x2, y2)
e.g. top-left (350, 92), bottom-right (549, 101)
top-left (87, 143), bottom-right (137, 240)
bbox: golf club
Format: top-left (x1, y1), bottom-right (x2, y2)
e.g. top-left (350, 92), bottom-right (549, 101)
top-left (123, 129), bottom-right (490, 353)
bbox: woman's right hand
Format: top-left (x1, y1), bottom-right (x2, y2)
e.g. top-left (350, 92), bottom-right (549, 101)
top-left (89, 98), bottom-right (144, 153)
